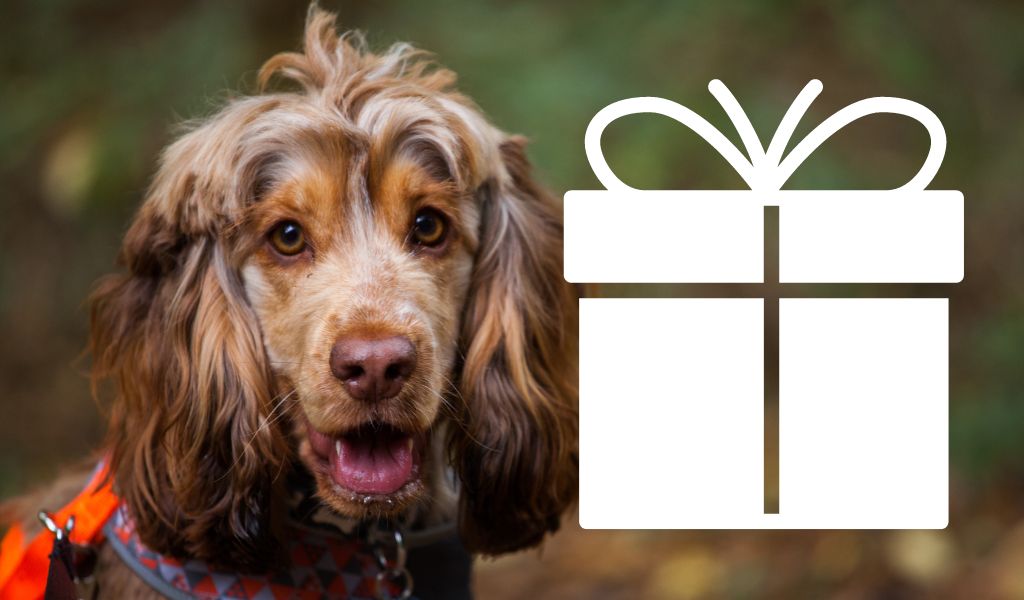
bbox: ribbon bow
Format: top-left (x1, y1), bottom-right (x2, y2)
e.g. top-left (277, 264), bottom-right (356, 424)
top-left (584, 79), bottom-right (946, 193)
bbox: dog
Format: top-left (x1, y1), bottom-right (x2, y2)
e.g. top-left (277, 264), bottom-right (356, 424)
top-left (2, 6), bottom-right (577, 598)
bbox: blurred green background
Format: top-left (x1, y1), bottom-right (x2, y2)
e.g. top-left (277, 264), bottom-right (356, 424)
top-left (2, 0), bottom-right (1022, 597)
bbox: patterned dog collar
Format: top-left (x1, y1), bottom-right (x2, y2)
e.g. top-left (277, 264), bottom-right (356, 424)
top-left (104, 503), bottom-right (457, 600)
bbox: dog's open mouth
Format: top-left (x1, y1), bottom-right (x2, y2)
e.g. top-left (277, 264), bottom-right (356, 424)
top-left (306, 421), bottom-right (422, 495)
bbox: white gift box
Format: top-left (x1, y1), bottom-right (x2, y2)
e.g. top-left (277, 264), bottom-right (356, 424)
top-left (566, 80), bottom-right (962, 529)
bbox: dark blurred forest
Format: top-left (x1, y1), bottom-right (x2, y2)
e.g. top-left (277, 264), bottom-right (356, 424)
top-left (1, 0), bottom-right (1022, 597)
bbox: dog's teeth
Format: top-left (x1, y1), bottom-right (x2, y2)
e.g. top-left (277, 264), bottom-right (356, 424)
top-left (335, 440), bottom-right (342, 457)
top-left (385, 498), bottom-right (394, 507)
top-left (405, 438), bottom-right (414, 453)
top-left (362, 496), bottom-right (373, 506)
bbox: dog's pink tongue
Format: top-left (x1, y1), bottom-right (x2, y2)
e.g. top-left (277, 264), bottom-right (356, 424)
top-left (328, 433), bottom-right (413, 494)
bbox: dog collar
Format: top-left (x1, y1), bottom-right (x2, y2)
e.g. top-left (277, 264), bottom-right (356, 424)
top-left (0, 458), bottom-right (468, 600)
top-left (104, 504), bottom-right (423, 600)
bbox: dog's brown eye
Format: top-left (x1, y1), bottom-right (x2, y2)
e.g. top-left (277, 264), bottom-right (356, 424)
top-left (269, 221), bottom-right (306, 256)
top-left (411, 209), bottom-right (447, 247)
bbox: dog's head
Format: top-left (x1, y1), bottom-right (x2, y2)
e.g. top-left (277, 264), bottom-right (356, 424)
top-left (89, 8), bottom-right (577, 570)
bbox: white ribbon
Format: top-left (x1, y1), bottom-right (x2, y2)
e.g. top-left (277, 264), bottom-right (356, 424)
top-left (584, 79), bottom-right (947, 193)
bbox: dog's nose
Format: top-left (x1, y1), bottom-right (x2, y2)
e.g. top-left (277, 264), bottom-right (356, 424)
top-left (329, 335), bottom-right (416, 402)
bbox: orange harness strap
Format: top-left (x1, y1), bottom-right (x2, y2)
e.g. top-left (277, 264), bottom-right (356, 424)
top-left (0, 462), bottom-right (118, 600)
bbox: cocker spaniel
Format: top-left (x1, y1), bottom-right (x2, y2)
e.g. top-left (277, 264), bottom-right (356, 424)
top-left (4, 6), bottom-right (577, 598)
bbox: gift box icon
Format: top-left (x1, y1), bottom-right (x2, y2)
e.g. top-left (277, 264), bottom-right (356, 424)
top-left (567, 80), bottom-right (962, 529)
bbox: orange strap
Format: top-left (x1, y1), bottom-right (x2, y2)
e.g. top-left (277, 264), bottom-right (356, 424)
top-left (0, 461), bottom-right (119, 600)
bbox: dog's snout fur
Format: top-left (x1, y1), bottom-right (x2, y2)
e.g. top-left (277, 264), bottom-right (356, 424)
top-left (329, 334), bottom-right (416, 402)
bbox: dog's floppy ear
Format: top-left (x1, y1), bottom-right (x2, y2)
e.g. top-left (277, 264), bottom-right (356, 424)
top-left (451, 136), bottom-right (579, 554)
top-left (89, 102), bottom-right (289, 571)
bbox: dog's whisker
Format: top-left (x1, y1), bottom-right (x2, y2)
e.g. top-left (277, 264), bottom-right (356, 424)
top-left (263, 392), bottom-right (297, 428)
top-left (217, 389), bottom-right (298, 482)
top-left (425, 377), bottom-right (496, 453)
top-left (440, 374), bottom-right (465, 403)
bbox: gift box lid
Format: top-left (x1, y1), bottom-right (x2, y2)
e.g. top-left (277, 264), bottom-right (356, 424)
top-left (564, 80), bottom-right (963, 285)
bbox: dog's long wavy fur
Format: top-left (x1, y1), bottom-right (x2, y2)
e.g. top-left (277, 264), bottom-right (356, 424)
top-left (5, 6), bottom-right (578, 591)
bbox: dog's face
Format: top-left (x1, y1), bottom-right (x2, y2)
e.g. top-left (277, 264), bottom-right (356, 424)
top-left (239, 117), bottom-right (480, 515)
top-left (89, 8), bottom-right (577, 571)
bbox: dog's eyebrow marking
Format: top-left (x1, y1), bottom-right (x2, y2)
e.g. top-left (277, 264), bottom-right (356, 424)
top-left (360, 97), bottom-right (464, 187)
top-left (399, 136), bottom-right (454, 182)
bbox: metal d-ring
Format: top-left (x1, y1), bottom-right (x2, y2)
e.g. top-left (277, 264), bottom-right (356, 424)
top-left (38, 511), bottom-right (75, 541)
top-left (375, 566), bottom-right (413, 600)
top-left (369, 524), bottom-right (413, 600)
